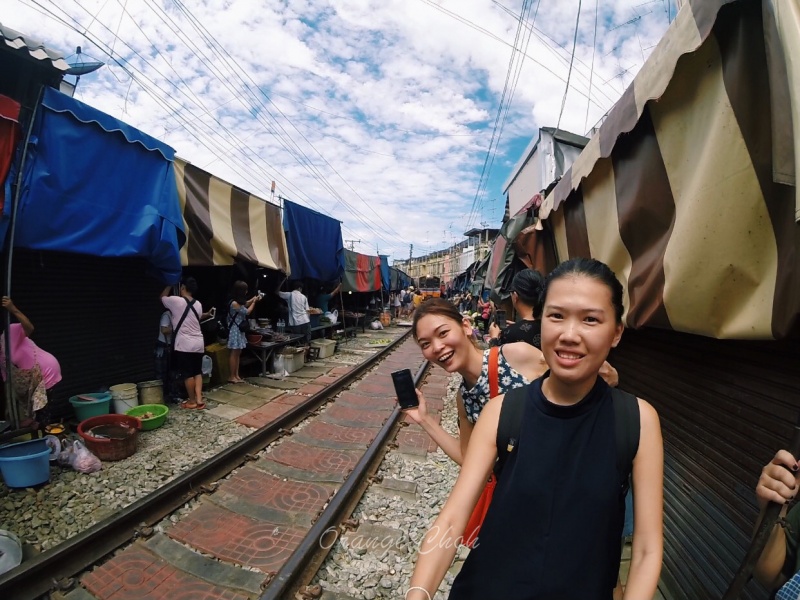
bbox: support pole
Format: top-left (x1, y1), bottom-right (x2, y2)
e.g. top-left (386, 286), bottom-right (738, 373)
top-left (3, 87), bottom-right (43, 430)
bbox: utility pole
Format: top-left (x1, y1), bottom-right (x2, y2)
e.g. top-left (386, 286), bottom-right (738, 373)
top-left (345, 240), bottom-right (360, 251)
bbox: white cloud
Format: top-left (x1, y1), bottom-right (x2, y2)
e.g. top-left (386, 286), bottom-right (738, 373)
top-left (5, 0), bottom-right (672, 261)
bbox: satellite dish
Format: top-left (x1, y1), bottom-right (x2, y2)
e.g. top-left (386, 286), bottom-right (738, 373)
top-left (65, 46), bottom-right (104, 76)
top-left (66, 62), bottom-right (104, 76)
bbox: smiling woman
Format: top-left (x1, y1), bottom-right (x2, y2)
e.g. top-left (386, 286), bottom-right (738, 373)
top-left (408, 298), bottom-right (546, 466)
top-left (407, 258), bottom-right (664, 600)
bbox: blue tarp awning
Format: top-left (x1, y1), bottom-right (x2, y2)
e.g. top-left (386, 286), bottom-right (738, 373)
top-left (1, 87), bottom-right (185, 283)
top-left (380, 254), bottom-right (390, 291)
top-left (283, 199), bottom-right (344, 281)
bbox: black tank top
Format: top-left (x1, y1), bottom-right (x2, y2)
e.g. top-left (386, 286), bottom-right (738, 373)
top-left (449, 376), bottom-right (624, 600)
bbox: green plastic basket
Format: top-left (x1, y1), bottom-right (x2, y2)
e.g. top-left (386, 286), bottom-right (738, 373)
top-left (125, 404), bottom-right (169, 431)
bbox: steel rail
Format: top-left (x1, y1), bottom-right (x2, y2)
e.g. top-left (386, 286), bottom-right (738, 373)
top-left (0, 331), bottom-right (412, 600)
top-left (260, 359), bottom-right (430, 600)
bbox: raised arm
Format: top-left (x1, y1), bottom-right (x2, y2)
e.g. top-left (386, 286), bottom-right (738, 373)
top-left (1, 297), bottom-right (34, 337)
top-left (623, 399), bottom-right (663, 599)
top-left (404, 388), bottom-right (471, 465)
top-left (407, 394), bottom-right (503, 599)
top-left (160, 285), bottom-right (172, 298)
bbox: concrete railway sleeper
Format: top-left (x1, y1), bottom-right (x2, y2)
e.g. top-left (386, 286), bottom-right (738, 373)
top-left (0, 331), bottom-right (427, 600)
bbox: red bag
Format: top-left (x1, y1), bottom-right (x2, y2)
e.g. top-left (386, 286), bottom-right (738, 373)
top-left (463, 473), bottom-right (496, 548)
top-left (463, 346), bottom-right (500, 549)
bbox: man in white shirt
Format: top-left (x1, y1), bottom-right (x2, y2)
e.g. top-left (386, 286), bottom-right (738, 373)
top-left (278, 281), bottom-right (312, 343)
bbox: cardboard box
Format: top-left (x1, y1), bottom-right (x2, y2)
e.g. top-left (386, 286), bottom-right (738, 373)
top-left (311, 339), bottom-right (336, 359)
top-left (278, 347), bottom-right (305, 373)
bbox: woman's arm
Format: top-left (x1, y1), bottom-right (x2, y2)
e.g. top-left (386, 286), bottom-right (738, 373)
top-left (1, 297), bottom-right (34, 337)
top-left (160, 285), bottom-right (172, 298)
top-left (407, 395), bottom-right (503, 599)
top-left (623, 399), bottom-right (663, 599)
top-left (599, 361), bottom-right (619, 387)
top-left (753, 449), bottom-right (800, 588)
top-left (502, 342), bottom-right (548, 382)
top-left (405, 389), bottom-right (470, 465)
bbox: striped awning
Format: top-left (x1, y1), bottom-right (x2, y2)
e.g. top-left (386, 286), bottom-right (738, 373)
top-left (0, 23), bottom-right (70, 72)
top-left (175, 158), bottom-right (289, 272)
top-left (537, 0), bottom-right (800, 340)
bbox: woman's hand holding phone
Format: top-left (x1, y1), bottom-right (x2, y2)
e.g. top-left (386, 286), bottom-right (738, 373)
top-left (401, 389), bottom-right (429, 425)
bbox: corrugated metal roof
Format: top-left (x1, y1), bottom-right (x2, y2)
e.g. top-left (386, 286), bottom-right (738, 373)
top-left (0, 22), bottom-right (69, 72)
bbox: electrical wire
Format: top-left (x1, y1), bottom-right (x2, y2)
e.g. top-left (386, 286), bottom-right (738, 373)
top-left (584, 0), bottom-right (599, 134)
top-left (556, 0), bottom-right (583, 131)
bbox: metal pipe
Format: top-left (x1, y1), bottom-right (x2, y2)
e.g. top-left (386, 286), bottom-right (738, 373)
top-left (260, 360), bottom-right (429, 600)
top-left (3, 86), bottom-right (43, 430)
top-left (721, 424), bottom-right (800, 599)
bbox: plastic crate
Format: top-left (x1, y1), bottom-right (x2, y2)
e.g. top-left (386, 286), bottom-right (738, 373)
top-left (278, 347), bottom-right (305, 373)
top-left (311, 339), bottom-right (336, 359)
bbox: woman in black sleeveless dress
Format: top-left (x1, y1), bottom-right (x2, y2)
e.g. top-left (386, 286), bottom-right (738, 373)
top-left (407, 258), bottom-right (663, 600)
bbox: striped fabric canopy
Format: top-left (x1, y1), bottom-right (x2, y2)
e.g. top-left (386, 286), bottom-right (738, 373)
top-left (538, 0), bottom-right (800, 340)
top-left (341, 249), bottom-right (382, 293)
top-left (175, 158), bottom-right (289, 272)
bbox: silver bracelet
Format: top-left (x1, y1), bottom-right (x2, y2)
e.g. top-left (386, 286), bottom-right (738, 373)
top-left (405, 587), bottom-right (432, 600)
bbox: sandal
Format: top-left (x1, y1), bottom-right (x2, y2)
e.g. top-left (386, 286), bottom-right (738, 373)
top-left (180, 400), bottom-right (199, 409)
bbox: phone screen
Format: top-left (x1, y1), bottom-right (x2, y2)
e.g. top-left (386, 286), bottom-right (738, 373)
top-left (496, 309), bottom-right (507, 329)
top-left (391, 369), bottom-right (419, 411)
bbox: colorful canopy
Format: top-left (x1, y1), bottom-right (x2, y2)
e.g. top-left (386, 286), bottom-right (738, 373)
top-left (1, 87), bottom-right (184, 283)
top-left (341, 249), bottom-right (382, 293)
top-left (0, 94), bottom-right (20, 215)
top-left (282, 199), bottom-right (344, 282)
top-left (175, 158), bottom-right (289, 272)
top-left (537, 0), bottom-right (800, 340)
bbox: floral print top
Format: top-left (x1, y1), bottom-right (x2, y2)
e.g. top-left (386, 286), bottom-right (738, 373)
top-left (461, 347), bottom-right (530, 424)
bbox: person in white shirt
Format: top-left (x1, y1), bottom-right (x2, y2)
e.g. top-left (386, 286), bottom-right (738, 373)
top-left (278, 281), bottom-right (311, 343)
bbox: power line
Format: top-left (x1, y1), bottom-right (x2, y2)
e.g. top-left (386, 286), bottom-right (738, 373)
top-left (556, 0), bottom-right (583, 131)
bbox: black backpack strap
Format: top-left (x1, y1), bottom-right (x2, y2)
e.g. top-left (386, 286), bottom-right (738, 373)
top-left (612, 387), bottom-right (640, 498)
top-left (171, 299), bottom-right (196, 349)
top-left (494, 385), bottom-right (528, 477)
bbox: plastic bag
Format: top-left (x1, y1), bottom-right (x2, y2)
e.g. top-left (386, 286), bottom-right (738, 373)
top-left (324, 310), bottom-right (338, 325)
top-left (369, 320), bottom-right (383, 330)
top-left (57, 440), bottom-right (102, 473)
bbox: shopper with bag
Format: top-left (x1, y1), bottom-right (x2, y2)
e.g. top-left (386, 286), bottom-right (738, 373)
top-left (227, 280), bottom-right (261, 383)
top-left (406, 298), bottom-right (546, 546)
top-left (161, 278), bottom-right (214, 409)
top-left (406, 258), bottom-right (663, 600)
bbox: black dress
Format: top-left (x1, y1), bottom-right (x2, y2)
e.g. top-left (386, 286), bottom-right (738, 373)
top-left (497, 318), bottom-right (541, 349)
top-left (448, 376), bottom-right (625, 600)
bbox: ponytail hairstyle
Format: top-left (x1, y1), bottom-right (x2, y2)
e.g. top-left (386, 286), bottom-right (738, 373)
top-left (231, 280), bottom-right (248, 305)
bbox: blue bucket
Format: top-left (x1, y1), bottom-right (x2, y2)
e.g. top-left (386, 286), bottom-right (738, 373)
top-left (0, 439), bottom-right (51, 488)
top-left (69, 392), bottom-right (112, 421)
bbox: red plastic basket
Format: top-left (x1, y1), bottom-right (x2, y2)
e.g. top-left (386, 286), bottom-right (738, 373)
top-left (77, 414), bottom-right (141, 461)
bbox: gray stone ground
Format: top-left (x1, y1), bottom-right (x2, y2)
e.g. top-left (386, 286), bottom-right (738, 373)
top-left (311, 374), bottom-right (463, 600)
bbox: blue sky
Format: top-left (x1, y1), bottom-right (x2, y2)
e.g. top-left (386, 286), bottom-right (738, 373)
top-left (6, 0), bottom-right (673, 263)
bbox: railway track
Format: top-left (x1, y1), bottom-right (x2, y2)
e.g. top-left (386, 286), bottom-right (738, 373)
top-left (0, 331), bottom-right (432, 600)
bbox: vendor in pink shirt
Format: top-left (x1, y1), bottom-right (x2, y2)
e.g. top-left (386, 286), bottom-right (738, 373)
top-left (160, 278), bottom-right (214, 409)
top-left (1, 296), bottom-right (62, 426)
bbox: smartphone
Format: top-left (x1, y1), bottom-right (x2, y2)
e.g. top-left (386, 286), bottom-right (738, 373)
top-left (391, 369), bottom-right (419, 411)
top-left (496, 309), bottom-right (507, 329)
